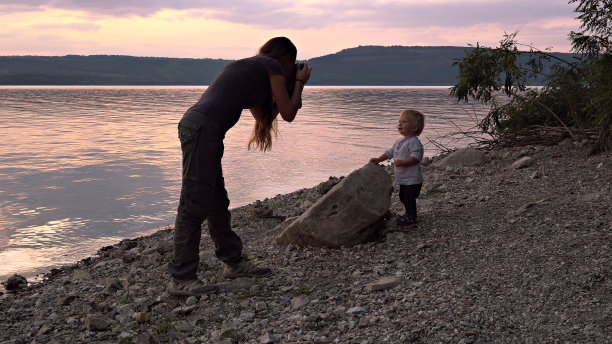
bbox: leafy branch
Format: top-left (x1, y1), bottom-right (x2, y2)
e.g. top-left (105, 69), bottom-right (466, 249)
top-left (448, 0), bottom-right (611, 154)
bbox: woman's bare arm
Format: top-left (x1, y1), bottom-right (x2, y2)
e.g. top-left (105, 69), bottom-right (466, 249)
top-left (269, 63), bottom-right (311, 122)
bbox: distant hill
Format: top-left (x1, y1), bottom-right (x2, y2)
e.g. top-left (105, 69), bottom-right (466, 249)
top-left (308, 46), bottom-right (469, 85)
top-left (0, 46), bottom-right (577, 86)
top-left (0, 55), bottom-right (232, 85)
top-left (307, 46), bottom-right (578, 85)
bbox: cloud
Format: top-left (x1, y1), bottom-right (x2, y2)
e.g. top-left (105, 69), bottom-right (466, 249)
top-left (0, 0), bottom-right (581, 57)
top-left (0, 0), bottom-right (577, 29)
top-left (291, 1), bottom-right (576, 29)
top-left (31, 22), bottom-right (101, 31)
top-left (0, 0), bottom-right (286, 17)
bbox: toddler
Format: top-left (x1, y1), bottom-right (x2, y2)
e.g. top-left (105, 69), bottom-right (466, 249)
top-left (370, 109), bottom-right (425, 226)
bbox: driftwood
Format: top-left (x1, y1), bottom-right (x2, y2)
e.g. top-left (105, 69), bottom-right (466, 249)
top-left (489, 125), bottom-right (599, 148)
top-left (426, 121), bottom-right (599, 154)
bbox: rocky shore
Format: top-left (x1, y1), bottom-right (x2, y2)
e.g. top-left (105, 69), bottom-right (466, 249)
top-left (1, 142), bottom-right (610, 344)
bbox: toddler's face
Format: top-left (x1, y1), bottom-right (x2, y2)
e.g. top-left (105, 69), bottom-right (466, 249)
top-left (397, 113), bottom-right (418, 137)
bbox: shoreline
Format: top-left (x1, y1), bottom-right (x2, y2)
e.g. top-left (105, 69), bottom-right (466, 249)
top-left (1, 142), bottom-right (610, 343)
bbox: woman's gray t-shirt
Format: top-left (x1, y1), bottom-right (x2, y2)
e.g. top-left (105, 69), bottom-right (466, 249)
top-left (188, 55), bottom-right (285, 132)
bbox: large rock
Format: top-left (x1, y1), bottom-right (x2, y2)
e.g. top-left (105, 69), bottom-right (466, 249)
top-left (433, 148), bottom-right (488, 168)
top-left (275, 163), bottom-right (392, 248)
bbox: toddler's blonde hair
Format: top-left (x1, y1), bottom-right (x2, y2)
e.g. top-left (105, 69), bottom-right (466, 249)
top-left (401, 109), bottom-right (425, 136)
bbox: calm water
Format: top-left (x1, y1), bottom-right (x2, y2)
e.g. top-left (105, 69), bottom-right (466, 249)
top-left (0, 86), bottom-right (489, 282)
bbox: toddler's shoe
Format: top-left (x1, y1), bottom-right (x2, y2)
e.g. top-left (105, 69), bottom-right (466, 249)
top-left (396, 215), bottom-right (417, 226)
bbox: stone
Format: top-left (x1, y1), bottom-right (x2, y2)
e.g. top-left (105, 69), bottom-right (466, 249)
top-left (276, 163), bottom-right (392, 247)
top-left (85, 314), bottom-right (113, 331)
top-left (530, 169), bottom-right (543, 179)
top-left (157, 241), bottom-right (173, 254)
top-left (3, 274), bottom-right (27, 291)
top-left (185, 296), bottom-right (198, 306)
top-left (217, 327), bottom-right (238, 339)
top-left (66, 316), bottom-right (79, 326)
top-left (60, 294), bottom-right (79, 306)
top-left (512, 156), bottom-right (534, 169)
top-left (36, 325), bottom-right (52, 336)
top-left (174, 320), bottom-right (193, 332)
top-left (120, 238), bottom-right (138, 250)
top-left (347, 306), bottom-right (367, 314)
top-left (222, 277), bottom-right (255, 292)
top-left (253, 200), bottom-right (274, 217)
top-left (291, 295), bottom-right (309, 310)
top-left (122, 251), bottom-right (138, 263)
top-left (105, 278), bottom-right (129, 291)
top-left (172, 305), bottom-right (198, 315)
top-left (433, 148), bottom-right (488, 168)
top-left (259, 332), bottom-right (280, 343)
top-left (317, 176), bottom-right (342, 194)
top-left (558, 138), bottom-right (574, 148)
top-left (133, 333), bottom-right (153, 344)
top-left (365, 277), bottom-right (400, 291)
top-left (72, 270), bottom-right (92, 281)
top-left (132, 312), bottom-right (150, 323)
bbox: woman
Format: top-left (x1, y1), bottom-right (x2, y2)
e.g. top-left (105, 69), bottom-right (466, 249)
top-left (168, 37), bottom-right (312, 296)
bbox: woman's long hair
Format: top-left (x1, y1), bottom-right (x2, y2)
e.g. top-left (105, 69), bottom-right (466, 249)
top-left (248, 37), bottom-right (297, 152)
top-left (248, 99), bottom-right (279, 152)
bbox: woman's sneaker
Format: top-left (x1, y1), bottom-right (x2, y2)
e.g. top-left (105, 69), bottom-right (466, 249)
top-left (223, 258), bottom-right (271, 279)
top-left (167, 277), bottom-right (219, 296)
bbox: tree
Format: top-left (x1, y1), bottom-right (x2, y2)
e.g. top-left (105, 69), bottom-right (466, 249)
top-left (450, 0), bottom-right (611, 154)
top-left (569, 0), bottom-right (611, 55)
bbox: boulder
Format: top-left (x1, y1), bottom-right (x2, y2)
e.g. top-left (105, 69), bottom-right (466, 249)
top-left (275, 163), bottom-right (392, 248)
top-left (2, 274), bottom-right (27, 291)
top-left (433, 148), bottom-right (488, 168)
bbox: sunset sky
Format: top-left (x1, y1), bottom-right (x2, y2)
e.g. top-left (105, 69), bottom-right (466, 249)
top-left (1, 0), bottom-right (581, 60)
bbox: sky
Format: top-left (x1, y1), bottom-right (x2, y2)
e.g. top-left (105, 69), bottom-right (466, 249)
top-left (0, 0), bottom-right (582, 60)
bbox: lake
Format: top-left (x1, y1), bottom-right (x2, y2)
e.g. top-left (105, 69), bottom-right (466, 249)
top-left (0, 86), bottom-right (490, 282)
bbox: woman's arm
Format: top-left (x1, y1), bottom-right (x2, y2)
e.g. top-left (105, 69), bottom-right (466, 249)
top-left (270, 63), bottom-right (311, 122)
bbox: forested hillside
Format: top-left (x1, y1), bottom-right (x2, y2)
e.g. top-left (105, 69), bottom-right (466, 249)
top-left (0, 46), bottom-right (576, 85)
top-left (308, 46), bottom-right (468, 85)
top-left (0, 55), bottom-right (231, 85)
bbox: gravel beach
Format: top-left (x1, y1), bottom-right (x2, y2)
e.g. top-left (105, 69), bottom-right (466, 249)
top-left (1, 141), bottom-right (610, 344)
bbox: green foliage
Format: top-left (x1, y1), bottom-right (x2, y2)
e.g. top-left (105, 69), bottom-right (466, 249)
top-left (569, 0), bottom-right (611, 55)
top-left (450, 32), bottom-right (545, 105)
top-left (450, 0), bottom-right (611, 153)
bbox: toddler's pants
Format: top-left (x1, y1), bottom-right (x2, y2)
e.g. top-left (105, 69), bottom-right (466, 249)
top-left (399, 183), bottom-right (422, 220)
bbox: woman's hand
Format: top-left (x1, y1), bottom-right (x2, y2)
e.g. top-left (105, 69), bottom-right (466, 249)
top-left (268, 62), bottom-right (311, 123)
top-left (296, 63), bottom-right (311, 84)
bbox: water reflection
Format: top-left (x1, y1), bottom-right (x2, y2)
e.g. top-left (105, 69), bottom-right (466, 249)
top-left (0, 86), bottom-right (490, 281)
